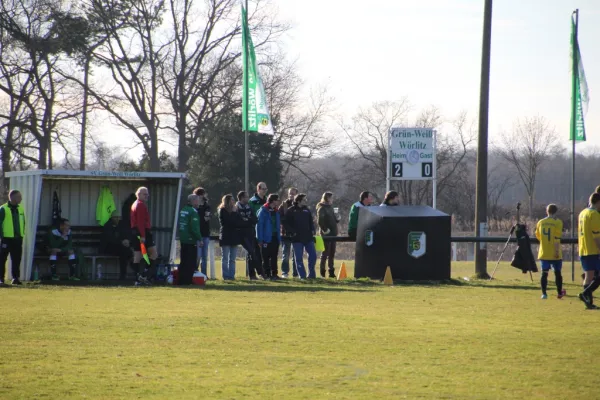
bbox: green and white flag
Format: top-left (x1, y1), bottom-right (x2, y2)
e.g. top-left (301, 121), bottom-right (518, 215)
top-left (570, 13), bottom-right (588, 142)
top-left (241, 2), bottom-right (273, 135)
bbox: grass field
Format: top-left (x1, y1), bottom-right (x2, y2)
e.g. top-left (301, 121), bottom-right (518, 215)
top-left (0, 261), bottom-right (597, 399)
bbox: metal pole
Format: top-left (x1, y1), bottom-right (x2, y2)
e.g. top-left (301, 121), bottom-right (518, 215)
top-left (433, 129), bottom-right (437, 209)
top-left (474, 0), bottom-right (493, 278)
top-left (386, 130), bottom-right (391, 193)
top-left (570, 9), bottom-right (579, 282)
top-left (80, 54), bottom-right (90, 170)
top-left (244, 0), bottom-right (250, 194)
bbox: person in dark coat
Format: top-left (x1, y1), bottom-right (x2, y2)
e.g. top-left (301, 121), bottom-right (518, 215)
top-left (279, 187), bottom-right (298, 278)
top-left (284, 193), bottom-right (317, 279)
top-left (218, 194), bottom-right (240, 280)
top-left (236, 191), bottom-right (265, 280)
top-left (316, 192), bottom-right (340, 278)
top-left (100, 210), bottom-right (134, 280)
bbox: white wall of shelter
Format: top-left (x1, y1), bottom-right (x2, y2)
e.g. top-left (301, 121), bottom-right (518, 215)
top-left (5, 170), bottom-right (185, 281)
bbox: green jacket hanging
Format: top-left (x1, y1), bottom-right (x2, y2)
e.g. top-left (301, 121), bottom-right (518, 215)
top-left (96, 186), bottom-right (116, 226)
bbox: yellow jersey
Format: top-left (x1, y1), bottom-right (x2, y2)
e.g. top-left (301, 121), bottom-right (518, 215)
top-left (535, 217), bottom-right (562, 260)
top-left (578, 208), bottom-right (600, 256)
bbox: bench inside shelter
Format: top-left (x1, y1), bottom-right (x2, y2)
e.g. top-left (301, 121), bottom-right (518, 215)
top-left (34, 225), bottom-right (121, 279)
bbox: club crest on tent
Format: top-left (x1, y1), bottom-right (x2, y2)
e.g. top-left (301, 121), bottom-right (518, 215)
top-left (365, 230), bottom-right (374, 247)
top-left (408, 231), bottom-right (426, 258)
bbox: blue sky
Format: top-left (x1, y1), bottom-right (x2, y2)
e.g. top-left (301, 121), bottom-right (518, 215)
top-left (278, 0), bottom-right (600, 151)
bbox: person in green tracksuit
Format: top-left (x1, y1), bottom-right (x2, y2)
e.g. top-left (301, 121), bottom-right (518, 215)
top-left (178, 194), bottom-right (202, 285)
top-left (348, 191), bottom-right (374, 240)
top-left (48, 218), bottom-right (79, 281)
top-left (248, 182), bottom-right (268, 272)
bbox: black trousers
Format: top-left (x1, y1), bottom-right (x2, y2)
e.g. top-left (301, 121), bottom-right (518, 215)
top-left (105, 244), bottom-right (134, 279)
top-left (260, 238), bottom-right (280, 277)
top-left (0, 237), bottom-right (22, 281)
top-left (179, 243), bottom-right (197, 285)
top-left (320, 241), bottom-right (337, 276)
top-left (241, 236), bottom-right (263, 278)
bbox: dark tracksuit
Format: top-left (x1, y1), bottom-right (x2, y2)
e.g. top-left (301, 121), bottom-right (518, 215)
top-left (249, 194), bottom-right (266, 271)
top-left (48, 228), bottom-right (77, 278)
top-left (237, 202), bottom-right (263, 278)
top-left (284, 205), bottom-right (317, 279)
top-left (0, 203), bottom-right (24, 282)
top-left (101, 219), bottom-right (133, 279)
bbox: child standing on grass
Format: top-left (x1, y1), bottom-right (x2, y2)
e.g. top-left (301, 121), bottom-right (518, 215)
top-left (535, 204), bottom-right (565, 300)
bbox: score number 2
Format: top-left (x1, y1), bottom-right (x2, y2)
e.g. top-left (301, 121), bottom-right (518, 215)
top-left (391, 162), bottom-right (403, 177)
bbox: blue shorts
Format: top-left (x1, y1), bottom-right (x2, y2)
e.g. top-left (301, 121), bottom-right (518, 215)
top-left (540, 260), bottom-right (562, 272)
top-left (580, 255), bottom-right (600, 272)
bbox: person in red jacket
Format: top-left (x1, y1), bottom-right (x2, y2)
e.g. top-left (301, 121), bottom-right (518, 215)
top-left (131, 187), bottom-right (158, 284)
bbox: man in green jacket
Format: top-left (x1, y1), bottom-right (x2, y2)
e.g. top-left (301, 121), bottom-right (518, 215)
top-left (0, 190), bottom-right (25, 285)
top-left (178, 194), bottom-right (202, 285)
top-left (49, 218), bottom-right (79, 281)
top-left (348, 191), bottom-right (373, 240)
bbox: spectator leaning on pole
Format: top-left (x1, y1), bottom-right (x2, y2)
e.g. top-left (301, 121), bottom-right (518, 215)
top-left (249, 182), bottom-right (268, 271)
top-left (316, 192), bottom-right (340, 278)
top-left (285, 193), bottom-right (317, 280)
top-left (348, 191), bottom-right (374, 240)
top-left (256, 193), bottom-right (282, 280)
top-left (178, 194), bottom-right (202, 285)
top-left (236, 191), bottom-right (265, 280)
top-left (193, 187), bottom-right (211, 276)
top-left (280, 187), bottom-right (298, 278)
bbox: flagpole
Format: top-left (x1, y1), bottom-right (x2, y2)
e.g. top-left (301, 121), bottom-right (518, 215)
top-left (244, 0), bottom-right (250, 194)
top-left (570, 9), bottom-right (578, 282)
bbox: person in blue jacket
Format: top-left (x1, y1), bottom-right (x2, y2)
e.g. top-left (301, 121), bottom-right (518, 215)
top-left (256, 194), bottom-right (282, 280)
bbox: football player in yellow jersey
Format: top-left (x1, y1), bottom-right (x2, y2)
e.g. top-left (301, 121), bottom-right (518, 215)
top-left (577, 193), bottom-right (600, 310)
top-left (535, 204), bottom-right (565, 300)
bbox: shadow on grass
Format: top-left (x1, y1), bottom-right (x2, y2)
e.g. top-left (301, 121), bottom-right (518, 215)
top-left (4, 277), bottom-right (547, 293)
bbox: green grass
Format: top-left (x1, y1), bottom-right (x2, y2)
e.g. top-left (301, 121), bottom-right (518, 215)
top-left (0, 261), bottom-right (596, 399)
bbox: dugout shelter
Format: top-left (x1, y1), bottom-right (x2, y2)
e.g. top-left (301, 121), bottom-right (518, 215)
top-left (5, 170), bottom-right (185, 281)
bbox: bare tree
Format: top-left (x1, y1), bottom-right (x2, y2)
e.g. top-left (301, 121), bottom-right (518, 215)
top-left (0, 0), bottom-right (90, 171)
top-left (264, 57), bottom-right (335, 179)
top-left (496, 116), bottom-right (562, 217)
top-left (338, 99), bottom-right (411, 196)
top-left (339, 101), bottom-right (476, 206)
top-left (72, 0), bottom-right (169, 171)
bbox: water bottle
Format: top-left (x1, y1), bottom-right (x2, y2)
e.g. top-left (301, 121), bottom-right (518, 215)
top-left (97, 264), bottom-right (103, 280)
top-left (33, 265), bottom-right (39, 281)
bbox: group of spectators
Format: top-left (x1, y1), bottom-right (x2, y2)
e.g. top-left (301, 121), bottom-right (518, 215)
top-left (177, 183), bottom-right (347, 283)
top-left (177, 184), bottom-right (404, 284)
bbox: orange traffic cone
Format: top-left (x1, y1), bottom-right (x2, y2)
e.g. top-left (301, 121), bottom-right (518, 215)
top-left (337, 262), bottom-right (348, 280)
top-left (383, 266), bottom-right (393, 285)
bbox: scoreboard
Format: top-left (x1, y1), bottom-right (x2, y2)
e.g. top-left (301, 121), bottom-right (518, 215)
top-left (388, 128), bottom-right (436, 180)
